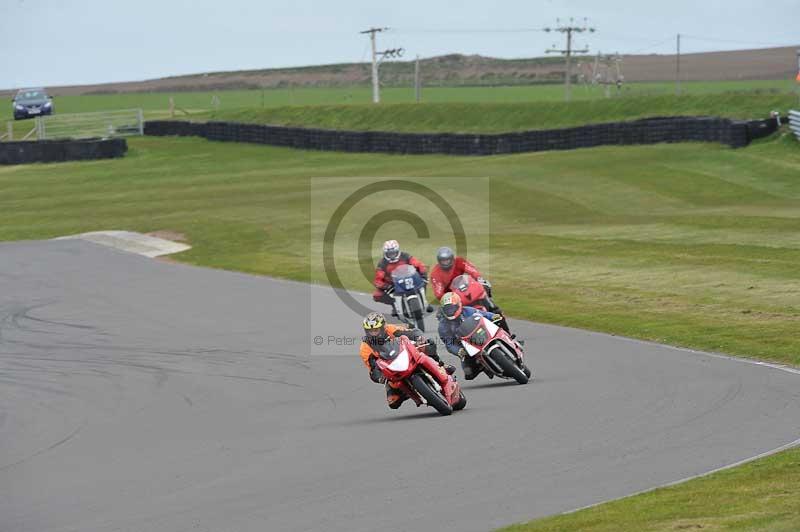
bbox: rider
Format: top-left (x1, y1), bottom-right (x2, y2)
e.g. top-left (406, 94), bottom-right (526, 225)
top-left (372, 240), bottom-right (433, 314)
top-left (437, 292), bottom-right (513, 380)
top-left (360, 312), bottom-right (454, 409)
top-left (430, 247), bottom-right (495, 306)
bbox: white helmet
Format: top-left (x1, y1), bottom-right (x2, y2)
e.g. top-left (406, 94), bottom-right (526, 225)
top-left (382, 240), bottom-right (401, 263)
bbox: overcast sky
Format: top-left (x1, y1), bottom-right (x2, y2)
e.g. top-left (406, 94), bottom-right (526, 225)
top-left (1, 0), bottom-right (798, 89)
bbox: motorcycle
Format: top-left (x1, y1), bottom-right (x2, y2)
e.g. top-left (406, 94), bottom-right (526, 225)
top-left (457, 312), bottom-right (532, 385)
top-left (448, 274), bottom-right (498, 313)
top-left (375, 336), bottom-right (466, 416)
top-left (389, 264), bottom-right (432, 332)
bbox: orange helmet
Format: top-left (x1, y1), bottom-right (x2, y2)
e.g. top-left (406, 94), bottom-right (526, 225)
top-left (440, 292), bottom-right (463, 320)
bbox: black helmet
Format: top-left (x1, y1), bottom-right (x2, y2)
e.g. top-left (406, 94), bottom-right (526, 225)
top-left (436, 246), bottom-right (455, 271)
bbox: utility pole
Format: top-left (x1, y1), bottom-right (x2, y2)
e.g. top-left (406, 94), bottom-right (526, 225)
top-left (545, 18), bottom-right (595, 102)
top-left (414, 55), bottom-right (421, 103)
top-left (360, 27), bottom-right (403, 103)
top-left (676, 33), bottom-right (681, 96)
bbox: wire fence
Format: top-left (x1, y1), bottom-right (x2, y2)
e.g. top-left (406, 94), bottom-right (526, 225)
top-left (38, 109), bottom-right (144, 140)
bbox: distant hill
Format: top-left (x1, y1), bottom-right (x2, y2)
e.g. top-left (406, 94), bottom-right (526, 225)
top-left (6, 46), bottom-right (797, 96)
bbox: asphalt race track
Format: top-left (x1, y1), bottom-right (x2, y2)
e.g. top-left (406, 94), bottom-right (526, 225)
top-left (2, 240), bottom-right (799, 532)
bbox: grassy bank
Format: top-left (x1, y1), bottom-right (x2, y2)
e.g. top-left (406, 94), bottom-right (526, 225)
top-left (1, 132), bottom-right (798, 530)
top-left (1, 80), bottom-right (796, 124)
top-left (194, 92), bottom-right (798, 133)
top-left (1, 133), bottom-right (797, 366)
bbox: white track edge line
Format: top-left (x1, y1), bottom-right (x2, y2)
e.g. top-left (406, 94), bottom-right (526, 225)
top-left (560, 435), bottom-right (800, 517)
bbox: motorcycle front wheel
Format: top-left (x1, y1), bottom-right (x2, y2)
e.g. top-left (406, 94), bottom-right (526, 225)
top-left (409, 373), bottom-right (452, 416)
top-left (412, 311), bottom-right (425, 332)
top-left (488, 345), bottom-right (529, 385)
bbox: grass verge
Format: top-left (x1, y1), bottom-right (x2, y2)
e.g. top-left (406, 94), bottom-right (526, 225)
top-left (502, 446), bottom-right (800, 532)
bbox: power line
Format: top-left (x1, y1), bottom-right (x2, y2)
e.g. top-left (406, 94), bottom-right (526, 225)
top-left (392, 27), bottom-right (547, 34)
top-left (627, 37), bottom-right (676, 54)
top-left (568, 32), bottom-right (796, 54)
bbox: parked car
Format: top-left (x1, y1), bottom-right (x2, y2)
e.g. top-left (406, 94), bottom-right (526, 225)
top-left (12, 88), bottom-right (54, 120)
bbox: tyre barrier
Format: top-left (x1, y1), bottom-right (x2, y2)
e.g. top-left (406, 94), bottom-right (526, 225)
top-left (143, 116), bottom-right (780, 156)
top-left (0, 138), bottom-right (128, 165)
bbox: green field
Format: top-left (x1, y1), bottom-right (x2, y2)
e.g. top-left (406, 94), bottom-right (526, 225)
top-left (2, 79), bottom-right (797, 125)
top-left (2, 132), bottom-right (798, 365)
top-left (196, 92), bottom-right (798, 133)
top-left (2, 96), bottom-right (799, 530)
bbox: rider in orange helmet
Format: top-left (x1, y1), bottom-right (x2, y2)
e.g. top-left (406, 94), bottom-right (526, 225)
top-left (437, 292), bottom-right (514, 380)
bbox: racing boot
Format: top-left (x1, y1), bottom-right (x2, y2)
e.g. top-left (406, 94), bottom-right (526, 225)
top-left (461, 356), bottom-right (482, 380)
top-left (385, 382), bottom-right (408, 410)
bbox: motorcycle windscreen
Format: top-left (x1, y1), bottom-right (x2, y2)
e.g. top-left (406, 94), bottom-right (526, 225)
top-left (458, 315), bottom-right (483, 355)
top-left (452, 274), bottom-right (472, 293)
top-left (376, 339), bottom-right (402, 361)
top-left (391, 264), bottom-right (423, 294)
top-left (452, 274), bottom-right (482, 304)
top-left (457, 314), bottom-right (482, 338)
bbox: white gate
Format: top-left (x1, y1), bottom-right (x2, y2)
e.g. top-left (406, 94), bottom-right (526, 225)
top-left (789, 110), bottom-right (800, 142)
top-left (38, 109), bottom-right (144, 140)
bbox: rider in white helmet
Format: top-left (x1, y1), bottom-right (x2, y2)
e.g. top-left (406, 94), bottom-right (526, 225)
top-left (372, 240), bottom-right (432, 315)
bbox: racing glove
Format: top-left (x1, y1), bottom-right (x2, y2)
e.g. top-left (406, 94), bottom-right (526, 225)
top-left (477, 277), bottom-right (492, 295)
top-left (368, 357), bottom-right (386, 384)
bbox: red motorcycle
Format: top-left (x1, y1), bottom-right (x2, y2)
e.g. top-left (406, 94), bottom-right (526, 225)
top-left (449, 274), bottom-right (497, 312)
top-left (375, 336), bottom-right (466, 416)
top-left (457, 313), bottom-right (532, 384)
